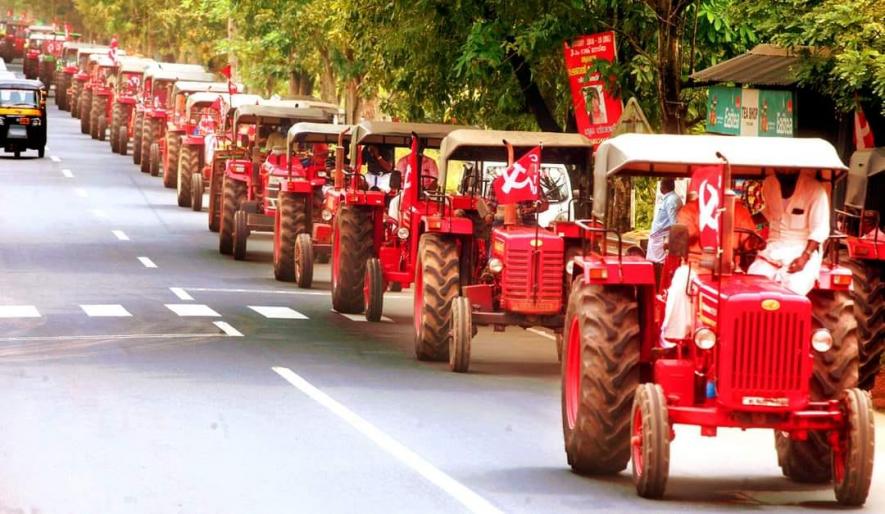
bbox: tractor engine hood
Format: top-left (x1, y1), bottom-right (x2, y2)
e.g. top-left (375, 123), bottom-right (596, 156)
top-left (491, 225), bottom-right (564, 315)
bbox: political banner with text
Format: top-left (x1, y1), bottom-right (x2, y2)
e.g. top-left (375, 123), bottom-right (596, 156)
top-left (563, 32), bottom-right (623, 145)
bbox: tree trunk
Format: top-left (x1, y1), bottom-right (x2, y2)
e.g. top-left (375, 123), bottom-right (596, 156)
top-left (505, 44), bottom-right (561, 132)
top-left (650, 0), bottom-right (689, 134)
top-left (288, 69), bottom-right (314, 98)
top-left (227, 17), bottom-right (238, 81)
top-left (318, 49), bottom-right (337, 104)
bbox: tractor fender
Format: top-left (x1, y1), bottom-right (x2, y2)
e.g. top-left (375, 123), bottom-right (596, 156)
top-left (572, 255), bottom-right (656, 286)
top-left (816, 264), bottom-right (853, 291)
top-left (420, 215), bottom-right (473, 235)
top-left (225, 160), bottom-right (253, 190)
top-left (283, 179), bottom-right (312, 194)
top-left (182, 135), bottom-right (204, 146)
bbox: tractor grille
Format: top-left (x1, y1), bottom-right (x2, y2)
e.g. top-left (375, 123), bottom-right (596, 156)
top-left (501, 248), bottom-right (562, 314)
top-left (727, 310), bottom-right (806, 394)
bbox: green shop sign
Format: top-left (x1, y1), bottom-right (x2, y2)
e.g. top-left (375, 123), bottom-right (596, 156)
top-left (706, 86), bottom-right (795, 137)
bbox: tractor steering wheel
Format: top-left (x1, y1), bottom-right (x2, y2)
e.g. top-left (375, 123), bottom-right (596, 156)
top-left (734, 227), bottom-right (766, 269)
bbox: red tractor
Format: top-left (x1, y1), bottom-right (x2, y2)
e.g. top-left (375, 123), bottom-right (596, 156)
top-left (271, 122), bottom-right (352, 285)
top-left (87, 55), bottom-right (122, 141)
top-left (74, 51), bottom-right (112, 129)
top-left (55, 43), bottom-right (104, 112)
top-left (327, 122), bottom-right (469, 323)
top-left (136, 66), bottom-right (216, 176)
top-left (836, 147), bottom-right (884, 391)
top-left (108, 57), bottom-right (154, 154)
top-left (22, 26), bottom-right (55, 80)
top-left (197, 93), bottom-right (263, 232)
top-left (418, 130), bottom-right (594, 372)
top-left (171, 89), bottom-right (231, 201)
top-left (561, 133), bottom-right (873, 505)
top-left (217, 104), bottom-right (335, 260)
top-left (37, 32), bottom-right (66, 90)
top-left (0, 20), bottom-right (27, 63)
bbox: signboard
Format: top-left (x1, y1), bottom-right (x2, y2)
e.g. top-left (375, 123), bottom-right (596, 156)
top-left (706, 86), bottom-right (795, 137)
top-left (564, 32), bottom-right (623, 145)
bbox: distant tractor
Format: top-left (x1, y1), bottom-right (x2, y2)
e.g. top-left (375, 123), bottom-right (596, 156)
top-left (88, 55), bottom-right (122, 141)
top-left (55, 43), bottom-right (104, 111)
top-left (836, 147), bottom-right (885, 391)
top-left (108, 57), bottom-right (154, 154)
top-left (70, 48), bottom-right (106, 120)
top-left (561, 134), bottom-right (872, 505)
top-left (172, 89), bottom-right (230, 200)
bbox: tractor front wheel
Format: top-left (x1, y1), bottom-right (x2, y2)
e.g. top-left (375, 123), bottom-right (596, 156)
top-left (449, 296), bottom-right (472, 373)
top-left (233, 210), bottom-right (249, 261)
top-left (631, 383), bottom-right (670, 499)
top-left (132, 113), bottom-right (143, 165)
top-left (208, 165), bottom-right (223, 232)
top-left (164, 133), bottom-right (182, 189)
top-left (295, 233), bottom-right (314, 289)
top-left (219, 177), bottom-right (246, 255)
top-left (364, 257), bottom-right (384, 322)
top-left (777, 289), bottom-right (859, 483)
top-left (331, 205), bottom-right (375, 314)
top-left (110, 103), bottom-right (121, 152)
top-left (833, 388), bottom-right (875, 506)
top-left (274, 192), bottom-right (306, 282)
top-left (191, 173), bottom-right (203, 211)
top-left (413, 233), bottom-right (460, 362)
top-left (149, 143), bottom-right (160, 177)
top-left (562, 281), bottom-right (640, 475)
top-left (850, 259), bottom-right (884, 391)
top-left (177, 145), bottom-right (198, 204)
top-left (97, 115), bottom-right (107, 142)
top-left (118, 126), bottom-right (128, 157)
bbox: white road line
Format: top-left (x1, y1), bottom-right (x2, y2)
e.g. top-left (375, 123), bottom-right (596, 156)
top-left (184, 287), bottom-right (329, 296)
top-left (527, 328), bottom-right (557, 341)
top-left (272, 366), bottom-right (502, 514)
top-left (0, 305), bottom-right (41, 318)
top-left (165, 304), bottom-right (220, 317)
top-left (249, 306), bottom-right (308, 319)
top-left (80, 304), bottom-right (132, 317)
top-left (74, 187), bottom-right (88, 198)
top-left (50, 156), bottom-right (61, 163)
top-left (169, 287), bottom-right (194, 301)
top-left (112, 230), bottom-right (129, 241)
top-left (91, 209), bottom-right (107, 219)
top-left (61, 168), bottom-right (73, 178)
top-left (137, 257), bottom-right (157, 268)
top-left (213, 321), bottom-right (243, 337)
top-left (335, 311), bottom-right (393, 323)
top-left (0, 332), bottom-right (228, 342)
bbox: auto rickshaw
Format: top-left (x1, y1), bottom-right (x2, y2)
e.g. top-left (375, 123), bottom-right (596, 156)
top-left (0, 78), bottom-right (46, 158)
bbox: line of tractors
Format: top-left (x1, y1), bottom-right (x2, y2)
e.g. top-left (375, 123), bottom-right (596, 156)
top-left (23, 32), bottom-right (885, 506)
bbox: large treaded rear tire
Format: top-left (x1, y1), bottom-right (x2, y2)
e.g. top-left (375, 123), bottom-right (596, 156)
top-left (164, 134), bottom-right (182, 189)
top-left (413, 233), bottom-right (460, 362)
top-left (177, 145), bottom-right (198, 205)
top-left (208, 162), bottom-right (223, 232)
top-left (562, 282), bottom-right (640, 475)
top-left (331, 205), bottom-right (375, 314)
top-left (776, 289), bottom-right (859, 483)
top-left (133, 112), bottom-right (143, 165)
top-left (110, 103), bottom-right (121, 152)
top-left (850, 260), bottom-right (884, 391)
top-left (274, 192), bottom-right (307, 282)
top-left (219, 177), bottom-right (246, 255)
top-left (140, 118), bottom-right (158, 173)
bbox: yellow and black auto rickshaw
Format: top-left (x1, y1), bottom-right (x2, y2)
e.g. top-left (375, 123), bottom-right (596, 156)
top-left (0, 78), bottom-right (46, 158)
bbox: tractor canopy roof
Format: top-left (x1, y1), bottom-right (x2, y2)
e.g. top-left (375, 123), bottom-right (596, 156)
top-left (0, 71), bottom-right (16, 80)
top-left (172, 80), bottom-right (230, 96)
top-left (64, 42), bottom-right (105, 51)
top-left (142, 63), bottom-right (206, 80)
top-left (349, 120), bottom-right (468, 166)
top-left (185, 91), bottom-right (228, 117)
top-left (438, 129), bottom-right (593, 172)
top-left (150, 70), bottom-right (216, 84)
top-left (96, 55), bottom-right (119, 67)
top-left (259, 98), bottom-right (340, 119)
top-left (221, 94), bottom-right (262, 118)
top-left (77, 47), bottom-right (109, 58)
top-left (119, 58), bottom-right (155, 74)
top-left (233, 104), bottom-right (333, 128)
top-left (845, 147), bottom-right (885, 209)
top-left (0, 78), bottom-right (44, 90)
top-left (89, 51), bottom-right (125, 65)
top-left (27, 25), bottom-right (55, 34)
top-left (591, 133), bottom-right (848, 220)
top-left (287, 122), bottom-right (353, 147)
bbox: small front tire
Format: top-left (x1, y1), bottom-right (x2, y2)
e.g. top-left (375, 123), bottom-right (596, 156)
top-left (233, 210), bottom-right (249, 261)
top-left (449, 296), bottom-right (472, 373)
top-left (364, 257), bottom-right (384, 322)
top-left (191, 173), bottom-right (203, 212)
top-left (631, 383), bottom-right (670, 499)
top-left (149, 143), bottom-right (160, 177)
top-left (833, 388), bottom-right (875, 506)
top-left (295, 233), bottom-right (314, 289)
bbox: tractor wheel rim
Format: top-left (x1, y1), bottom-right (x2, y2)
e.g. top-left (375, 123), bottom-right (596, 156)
top-left (565, 314), bottom-right (581, 429)
top-left (632, 404), bottom-right (644, 478)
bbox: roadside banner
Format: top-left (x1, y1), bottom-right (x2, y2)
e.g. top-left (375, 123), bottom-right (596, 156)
top-left (563, 32), bottom-right (623, 145)
top-left (706, 86), bottom-right (794, 137)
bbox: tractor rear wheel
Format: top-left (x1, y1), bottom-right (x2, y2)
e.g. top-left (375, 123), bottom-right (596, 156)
top-left (191, 174), bottom-right (203, 211)
top-left (295, 233), bottom-right (314, 289)
top-left (777, 290), bottom-right (859, 483)
top-left (132, 113), bottom-right (143, 165)
top-left (140, 118), bottom-right (157, 173)
top-left (833, 388), bottom-right (875, 506)
top-left (219, 177), bottom-right (246, 255)
top-left (631, 383), bottom-right (670, 499)
top-left (164, 133), bottom-right (181, 189)
top-left (364, 257), bottom-right (384, 322)
top-left (97, 114), bottom-right (107, 142)
top-left (331, 205), bottom-right (375, 314)
top-left (118, 126), bottom-right (128, 156)
top-left (233, 210), bottom-right (249, 260)
top-left (275, 193), bottom-right (308, 282)
top-left (110, 104), bottom-right (121, 152)
top-left (562, 281), bottom-right (640, 475)
top-left (79, 96), bottom-right (90, 134)
top-left (413, 233), bottom-right (460, 361)
top-left (449, 296), bottom-right (472, 373)
top-left (177, 145), bottom-right (198, 205)
top-left (850, 259), bottom-right (884, 391)
top-left (149, 142), bottom-right (160, 177)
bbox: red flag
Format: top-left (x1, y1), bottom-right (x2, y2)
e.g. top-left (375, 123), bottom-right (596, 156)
top-left (493, 146), bottom-right (542, 204)
top-left (221, 64), bottom-right (232, 79)
top-left (108, 36), bottom-right (118, 63)
top-left (691, 165), bottom-right (724, 250)
top-left (400, 135), bottom-right (420, 216)
top-left (855, 105), bottom-right (875, 150)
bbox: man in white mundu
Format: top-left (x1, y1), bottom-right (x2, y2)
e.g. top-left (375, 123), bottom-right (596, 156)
top-left (747, 170), bottom-right (829, 295)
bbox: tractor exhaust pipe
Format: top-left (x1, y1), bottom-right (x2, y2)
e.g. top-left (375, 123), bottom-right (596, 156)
top-left (716, 151), bottom-right (734, 277)
top-left (334, 127), bottom-right (350, 190)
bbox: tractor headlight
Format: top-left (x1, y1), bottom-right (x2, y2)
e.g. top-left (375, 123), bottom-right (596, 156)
top-left (488, 257), bottom-right (504, 274)
top-left (811, 329), bottom-right (833, 352)
top-left (321, 209), bottom-right (333, 222)
top-left (694, 328), bottom-right (717, 350)
top-left (397, 227), bottom-right (410, 240)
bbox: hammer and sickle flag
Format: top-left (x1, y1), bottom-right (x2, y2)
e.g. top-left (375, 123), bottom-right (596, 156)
top-left (493, 144), bottom-right (542, 204)
top-left (691, 164), bottom-right (724, 250)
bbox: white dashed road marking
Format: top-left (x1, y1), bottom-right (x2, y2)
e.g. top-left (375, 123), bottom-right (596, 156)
top-left (165, 304), bottom-right (220, 317)
top-left (213, 321), bottom-right (244, 337)
top-left (272, 366), bottom-right (502, 514)
top-left (0, 305), bottom-right (41, 318)
top-left (527, 328), bottom-right (557, 341)
top-left (335, 311), bottom-right (393, 323)
top-left (80, 304), bottom-right (132, 317)
top-left (50, 156), bottom-right (61, 163)
top-left (249, 306), bottom-right (308, 319)
top-left (61, 169), bottom-right (73, 178)
top-left (112, 230), bottom-right (129, 241)
top-left (138, 257), bottom-right (157, 268)
top-left (169, 287), bottom-right (194, 301)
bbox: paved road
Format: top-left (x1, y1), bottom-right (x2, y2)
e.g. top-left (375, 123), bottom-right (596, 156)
top-left (0, 65), bottom-right (882, 514)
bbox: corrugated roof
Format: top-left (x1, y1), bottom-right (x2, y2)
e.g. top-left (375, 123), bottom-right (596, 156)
top-left (690, 45), bottom-right (805, 86)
